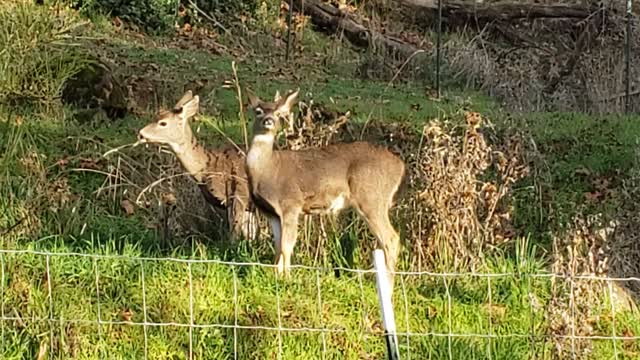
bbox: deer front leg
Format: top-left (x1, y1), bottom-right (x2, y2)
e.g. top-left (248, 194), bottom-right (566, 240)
top-left (231, 199), bottom-right (258, 241)
top-left (279, 209), bottom-right (301, 278)
top-left (267, 216), bottom-right (283, 275)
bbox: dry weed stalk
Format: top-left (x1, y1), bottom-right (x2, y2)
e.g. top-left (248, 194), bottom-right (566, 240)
top-left (101, 146), bottom-right (225, 247)
top-left (443, 14), bottom-right (639, 113)
top-left (283, 99), bottom-right (350, 150)
top-left (417, 111), bottom-right (529, 268)
top-left (547, 214), bottom-right (617, 359)
top-left (608, 145), bottom-right (640, 297)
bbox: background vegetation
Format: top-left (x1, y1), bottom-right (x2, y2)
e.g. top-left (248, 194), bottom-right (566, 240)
top-left (1, 0), bottom-right (639, 359)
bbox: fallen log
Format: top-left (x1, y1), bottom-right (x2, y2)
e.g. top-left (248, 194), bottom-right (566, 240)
top-left (399, 0), bottom-right (600, 22)
top-left (291, 0), bottom-right (422, 59)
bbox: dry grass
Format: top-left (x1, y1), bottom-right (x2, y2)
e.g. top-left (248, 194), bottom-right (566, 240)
top-left (544, 145), bottom-right (640, 356)
top-left (607, 146), bottom-right (640, 297)
top-left (441, 14), bottom-right (639, 113)
top-left (544, 212), bottom-right (638, 358)
top-left (100, 145), bottom-right (227, 249)
top-left (326, 0), bottom-right (640, 113)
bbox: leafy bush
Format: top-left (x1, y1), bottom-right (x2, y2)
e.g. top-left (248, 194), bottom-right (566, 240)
top-left (70, 0), bottom-right (178, 32)
top-left (191, 0), bottom-right (260, 19)
top-left (182, 0), bottom-right (280, 30)
top-left (70, 0), bottom-right (267, 31)
top-left (0, 1), bottom-right (92, 106)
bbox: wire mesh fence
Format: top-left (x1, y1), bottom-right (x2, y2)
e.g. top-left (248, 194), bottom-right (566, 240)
top-left (1, 248), bottom-right (639, 359)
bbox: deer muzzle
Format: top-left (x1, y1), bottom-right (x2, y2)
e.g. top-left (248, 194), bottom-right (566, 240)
top-left (137, 130), bottom-right (148, 143)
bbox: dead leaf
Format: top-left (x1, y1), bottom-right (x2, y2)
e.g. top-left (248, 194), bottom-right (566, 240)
top-left (484, 304), bottom-right (506, 319)
top-left (623, 327), bottom-right (635, 349)
top-left (112, 16), bottom-right (122, 28)
top-left (465, 112), bottom-right (482, 128)
top-left (56, 158), bottom-right (69, 168)
top-left (161, 192), bottom-right (177, 206)
top-left (120, 308), bottom-right (134, 322)
top-left (79, 158), bottom-right (100, 170)
top-left (15, 115), bottom-right (23, 126)
top-left (584, 191), bottom-right (602, 203)
top-left (427, 305), bottom-right (438, 318)
top-left (426, 89), bottom-right (440, 101)
top-left (121, 200), bottom-right (135, 216)
top-left (593, 177), bottom-right (611, 191)
top-left (42, 270), bottom-right (49, 290)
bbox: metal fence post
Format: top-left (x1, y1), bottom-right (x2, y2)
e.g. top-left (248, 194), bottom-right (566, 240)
top-left (286, 0), bottom-right (295, 61)
top-left (374, 249), bottom-right (400, 360)
top-left (626, 0), bottom-right (633, 113)
top-left (435, 0), bottom-right (443, 98)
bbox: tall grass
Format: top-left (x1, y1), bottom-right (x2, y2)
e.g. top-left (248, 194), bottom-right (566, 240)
top-left (0, 1), bottom-right (91, 106)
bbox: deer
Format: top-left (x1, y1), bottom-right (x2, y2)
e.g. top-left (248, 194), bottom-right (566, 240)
top-left (137, 91), bottom-right (257, 241)
top-left (245, 89), bottom-right (406, 291)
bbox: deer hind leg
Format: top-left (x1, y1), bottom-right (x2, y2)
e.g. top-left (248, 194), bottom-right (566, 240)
top-left (356, 202), bottom-right (400, 292)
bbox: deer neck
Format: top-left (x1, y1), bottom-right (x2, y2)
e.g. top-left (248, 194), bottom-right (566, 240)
top-left (171, 138), bottom-right (209, 183)
top-left (246, 134), bottom-right (276, 182)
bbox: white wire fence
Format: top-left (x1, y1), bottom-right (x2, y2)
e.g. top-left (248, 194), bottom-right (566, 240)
top-left (0, 248), bottom-right (639, 359)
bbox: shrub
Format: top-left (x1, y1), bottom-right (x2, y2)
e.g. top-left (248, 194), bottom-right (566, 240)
top-left (0, 1), bottom-right (92, 106)
top-left (70, 0), bottom-right (178, 32)
top-left (70, 0), bottom-right (266, 31)
top-left (190, 0), bottom-right (260, 19)
top-left (415, 112), bottom-right (530, 268)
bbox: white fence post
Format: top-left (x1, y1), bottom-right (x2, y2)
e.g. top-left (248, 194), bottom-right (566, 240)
top-left (373, 249), bottom-right (400, 360)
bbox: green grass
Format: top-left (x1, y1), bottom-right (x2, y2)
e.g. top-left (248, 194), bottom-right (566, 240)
top-left (2, 15), bottom-right (640, 360)
top-left (0, 240), bottom-right (545, 359)
top-left (2, 238), bottom-right (638, 359)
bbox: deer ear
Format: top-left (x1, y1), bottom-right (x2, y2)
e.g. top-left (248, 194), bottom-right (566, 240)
top-left (180, 95), bottom-right (199, 120)
top-left (246, 88), bottom-right (261, 109)
top-left (175, 90), bottom-right (193, 109)
top-left (277, 89), bottom-right (299, 113)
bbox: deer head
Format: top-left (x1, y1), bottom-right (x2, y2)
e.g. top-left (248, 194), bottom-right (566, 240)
top-left (138, 91), bottom-right (199, 153)
top-left (247, 88), bottom-right (299, 140)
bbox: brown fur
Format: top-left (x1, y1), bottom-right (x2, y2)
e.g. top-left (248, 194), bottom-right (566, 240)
top-left (138, 91), bottom-right (256, 240)
top-left (245, 89), bottom-right (405, 291)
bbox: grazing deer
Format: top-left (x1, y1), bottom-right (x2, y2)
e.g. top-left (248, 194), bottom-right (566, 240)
top-left (245, 89), bottom-right (405, 289)
top-left (137, 91), bottom-right (257, 241)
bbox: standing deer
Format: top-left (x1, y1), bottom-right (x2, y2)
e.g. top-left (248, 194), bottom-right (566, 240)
top-left (137, 91), bottom-right (257, 241)
top-left (245, 89), bottom-right (405, 290)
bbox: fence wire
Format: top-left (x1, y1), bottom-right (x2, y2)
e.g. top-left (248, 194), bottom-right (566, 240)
top-left (0, 249), bottom-right (639, 359)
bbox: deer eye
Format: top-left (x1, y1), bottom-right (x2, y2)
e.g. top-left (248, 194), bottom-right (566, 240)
top-left (254, 107), bottom-right (264, 117)
top-left (159, 121), bottom-right (168, 127)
